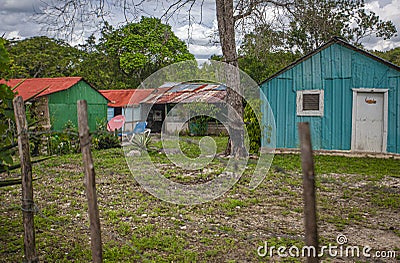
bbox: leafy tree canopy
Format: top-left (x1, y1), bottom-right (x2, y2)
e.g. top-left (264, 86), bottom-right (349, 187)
top-left (76, 31), bottom-right (133, 90)
top-left (286, 0), bottom-right (397, 53)
top-left (5, 36), bottom-right (82, 79)
top-left (101, 17), bottom-right (195, 86)
top-left (238, 25), bottom-right (301, 83)
top-left (0, 38), bottom-right (16, 169)
top-left (372, 47), bottom-right (400, 66)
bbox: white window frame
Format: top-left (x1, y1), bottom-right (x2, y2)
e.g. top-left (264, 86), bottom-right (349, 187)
top-left (296, 89), bottom-right (324, 116)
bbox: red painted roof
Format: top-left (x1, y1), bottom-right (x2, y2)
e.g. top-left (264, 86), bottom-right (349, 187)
top-left (0, 77), bottom-right (83, 101)
top-left (99, 89), bottom-right (154, 107)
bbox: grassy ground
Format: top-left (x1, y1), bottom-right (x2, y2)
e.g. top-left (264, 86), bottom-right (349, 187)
top-left (1, 136), bottom-right (399, 262)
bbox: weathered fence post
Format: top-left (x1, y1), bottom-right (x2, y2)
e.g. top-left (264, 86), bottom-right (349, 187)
top-left (13, 96), bottom-right (38, 263)
top-left (77, 100), bottom-right (103, 263)
top-left (298, 122), bottom-right (319, 263)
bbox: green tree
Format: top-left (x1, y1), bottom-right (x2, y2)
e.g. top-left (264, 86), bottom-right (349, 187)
top-left (238, 25), bottom-right (300, 83)
top-left (76, 31), bottom-right (133, 90)
top-left (372, 47), bottom-right (400, 66)
top-left (5, 36), bottom-right (82, 78)
top-left (286, 0), bottom-right (397, 53)
top-left (102, 17), bottom-right (195, 86)
top-left (0, 38), bottom-right (16, 170)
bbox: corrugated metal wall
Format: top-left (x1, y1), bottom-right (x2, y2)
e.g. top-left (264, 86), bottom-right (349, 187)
top-left (388, 75), bottom-right (400, 153)
top-left (48, 81), bottom-right (108, 131)
top-left (261, 43), bottom-right (400, 153)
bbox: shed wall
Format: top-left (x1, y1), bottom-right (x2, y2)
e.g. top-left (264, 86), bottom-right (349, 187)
top-left (48, 81), bottom-right (107, 131)
top-left (261, 43), bottom-right (400, 153)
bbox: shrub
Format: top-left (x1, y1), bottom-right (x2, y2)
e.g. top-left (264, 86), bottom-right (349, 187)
top-left (92, 119), bottom-right (120, 150)
top-left (130, 133), bottom-right (151, 150)
top-left (244, 99), bottom-right (262, 155)
top-left (183, 102), bottom-right (220, 136)
top-left (49, 120), bottom-right (80, 155)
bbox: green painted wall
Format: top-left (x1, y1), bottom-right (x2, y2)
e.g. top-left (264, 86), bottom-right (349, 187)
top-left (48, 80), bottom-right (108, 131)
top-left (261, 42), bottom-right (400, 153)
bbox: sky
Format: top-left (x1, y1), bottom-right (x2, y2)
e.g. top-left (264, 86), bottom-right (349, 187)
top-left (0, 0), bottom-right (400, 62)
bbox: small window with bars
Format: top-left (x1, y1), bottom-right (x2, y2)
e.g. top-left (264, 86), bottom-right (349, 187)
top-left (296, 90), bottom-right (324, 116)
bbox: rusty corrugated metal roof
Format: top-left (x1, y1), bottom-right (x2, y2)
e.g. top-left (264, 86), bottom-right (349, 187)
top-left (168, 83), bottom-right (206, 93)
top-left (182, 90), bottom-right (226, 103)
top-left (141, 83), bottom-right (226, 104)
top-left (140, 87), bottom-right (173, 104)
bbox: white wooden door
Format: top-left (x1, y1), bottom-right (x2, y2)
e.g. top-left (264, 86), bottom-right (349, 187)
top-left (353, 91), bottom-right (385, 152)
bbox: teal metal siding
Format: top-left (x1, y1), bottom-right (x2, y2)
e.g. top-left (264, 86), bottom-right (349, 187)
top-left (388, 76), bottom-right (400, 153)
top-left (261, 43), bottom-right (400, 153)
top-left (321, 78), bottom-right (352, 150)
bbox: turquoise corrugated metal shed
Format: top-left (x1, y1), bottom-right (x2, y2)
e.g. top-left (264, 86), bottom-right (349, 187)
top-left (260, 37), bottom-right (400, 154)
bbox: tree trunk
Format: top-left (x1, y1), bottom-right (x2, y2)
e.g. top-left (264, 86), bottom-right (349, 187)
top-left (216, 0), bottom-right (247, 158)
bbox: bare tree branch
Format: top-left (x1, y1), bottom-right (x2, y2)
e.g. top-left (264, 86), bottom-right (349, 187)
top-left (233, 0), bottom-right (294, 23)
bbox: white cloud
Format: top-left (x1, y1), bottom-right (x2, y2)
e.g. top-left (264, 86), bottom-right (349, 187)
top-left (364, 38), bottom-right (400, 51)
top-left (165, 0), bottom-right (216, 28)
top-left (366, 0), bottom-right (392, 8)
top-left (366, 0), bottom-right (400, 26)
top-left (188, 44), bottom-right (221, 58)
top-left (363, 0), bottom-right (400, 50)
top-left (0, 11), bottom-right (41, 39)
top-left (0, 0), bottom-right (42, 13)
top-left (0, 0), bottom-right (45, 39)
top-left (173, 21), bottom-right (221, 60)
top-left (5, 30), bottom-right (22, 40)
top-left (175, 23), bottom-right (217, 45)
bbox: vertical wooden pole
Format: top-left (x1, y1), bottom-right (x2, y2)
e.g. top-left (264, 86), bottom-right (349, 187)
top-left (77, 100), bottom-right (103, 263)
top-left (298, 122), bottom-right (319, 263)
top-left (13, 96), bottom-right (38, 263)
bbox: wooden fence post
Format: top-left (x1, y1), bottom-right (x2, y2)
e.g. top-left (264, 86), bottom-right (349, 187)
top-left (298, 122), bottom-right (319, 263)
top-left (13, 96), bottom-right (38, 263)
top-left (77, 100), bottom-right (103, 263)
